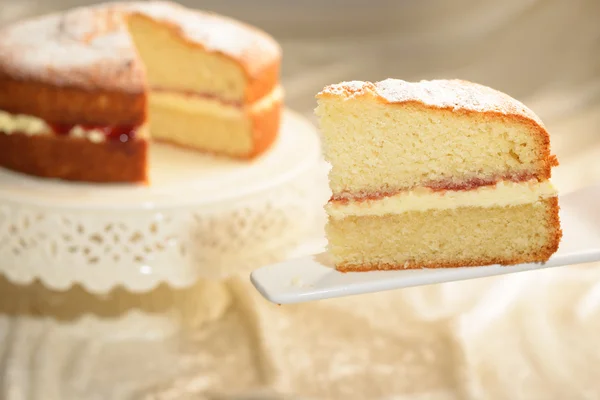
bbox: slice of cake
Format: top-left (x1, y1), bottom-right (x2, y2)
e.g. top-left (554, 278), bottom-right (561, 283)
top-left (0, 1), bottom-right (282, 183)
top-left (315, 79), bottom-right (562, 271)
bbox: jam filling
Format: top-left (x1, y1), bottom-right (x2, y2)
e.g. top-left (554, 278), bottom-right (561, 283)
top-left (425, 173), bottom-right (536, 192)
top-left (151, 87), bottom-right (243, 108)
top-left (330, 173), bottom-right (539, 204)
top-left (50, 123), bottom-right (138, 142)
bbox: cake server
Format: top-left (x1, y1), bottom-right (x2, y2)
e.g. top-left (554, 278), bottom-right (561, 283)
top-left (250, 183), bottom-right (600, 304)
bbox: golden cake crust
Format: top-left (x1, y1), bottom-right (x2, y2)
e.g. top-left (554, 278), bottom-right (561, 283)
top-left (335, 197), bottom-right (562, 272)
top-left (248, 96), bottom-right (282, 158)
top-left (317, 79), bottom-right (558, 181)
top-left (0, 133), bottom-right (148, 183)
top-left (0, 74), bottom-right (146, 126)
top-left (0, 2), bottom-right (148, 125)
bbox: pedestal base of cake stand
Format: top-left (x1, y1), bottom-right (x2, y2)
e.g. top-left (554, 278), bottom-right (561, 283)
top-left (0, 109), bottom-right (324, 293)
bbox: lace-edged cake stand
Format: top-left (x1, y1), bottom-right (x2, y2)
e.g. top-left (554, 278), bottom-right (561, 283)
top-left (0, 109), bottom-right (323, 293)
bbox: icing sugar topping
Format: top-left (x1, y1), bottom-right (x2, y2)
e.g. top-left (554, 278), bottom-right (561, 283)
top-left (0, 5), bottom-right (143, 91)
top-left (0, 1), bottom-right (280, 91)
top-left (130, 1), bottom-right (280, 73)
top-left (318, 79), bottom-right (545, 128)
top-left (322, 80), bottom-right (373, 95)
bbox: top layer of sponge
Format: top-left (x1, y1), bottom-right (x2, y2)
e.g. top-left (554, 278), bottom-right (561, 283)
top-left (315, 79), bottom-right (557, 199)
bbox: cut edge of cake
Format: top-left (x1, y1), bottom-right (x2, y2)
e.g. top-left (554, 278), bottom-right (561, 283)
top-left (126, 9), bottom-right (283, 159)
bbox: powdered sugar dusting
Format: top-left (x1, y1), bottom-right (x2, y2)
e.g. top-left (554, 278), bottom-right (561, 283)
top-left (131, 1), bottom-right (279, 76)
top-left (0, 1), bottom-right (280, 91)
top-left (0, 4), bottom-right (144, 92)
top-left (318, 79), bottom-right (545, 129)
top-left (318, 81), bottom-right (374, 97)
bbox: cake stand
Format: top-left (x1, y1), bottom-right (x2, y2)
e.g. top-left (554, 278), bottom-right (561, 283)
top-left (0, 109), bottom-right (325, 293)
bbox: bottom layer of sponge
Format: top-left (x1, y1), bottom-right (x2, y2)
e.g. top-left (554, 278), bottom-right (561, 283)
top-left (326, 198), bottom-right (561, 272)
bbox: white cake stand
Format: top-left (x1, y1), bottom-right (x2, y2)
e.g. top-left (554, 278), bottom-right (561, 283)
top-left (0, 109), bottom-right (324, 293)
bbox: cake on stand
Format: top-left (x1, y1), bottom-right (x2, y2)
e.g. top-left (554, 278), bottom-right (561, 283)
top-left (0, 109), bottom-right (324, 292)
top-left (0, 109), bottom-right (327, 351)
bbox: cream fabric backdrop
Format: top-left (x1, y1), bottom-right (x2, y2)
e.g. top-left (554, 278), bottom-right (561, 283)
top-left (0, 0), bottom-right (599, 399)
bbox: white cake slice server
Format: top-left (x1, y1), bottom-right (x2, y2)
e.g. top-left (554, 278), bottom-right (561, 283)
top-left (251, 183), bottom-right (600, 304)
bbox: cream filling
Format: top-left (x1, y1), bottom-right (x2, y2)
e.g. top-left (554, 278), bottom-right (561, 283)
top-left (326, 180), bottom-right (558, 218)
top-left (0, 111), bottom-right (51, 137)
top-left (0, 110), bottom-right (147, 143)
top-left (0, 86), bottom-right (282, 142)
top-left (149, 85), bottom-right (283, 118)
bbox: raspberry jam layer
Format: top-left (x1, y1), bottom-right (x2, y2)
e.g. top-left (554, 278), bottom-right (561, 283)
top-left (50, 123), bottom-right (138, 141)
top-left (326, 179), bottom-right (557, 218)
top-left (0, 109), bottom-right (141, 142)
top-left (151, 87), bottom-right (243, 108)
top-left (331, 173), bottom-right (539, 203)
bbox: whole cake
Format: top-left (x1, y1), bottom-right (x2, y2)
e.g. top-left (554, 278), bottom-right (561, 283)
top-left (0, 1), bottom-right (282, 183)
top-left (315, 79), bottom-right (562, 271)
